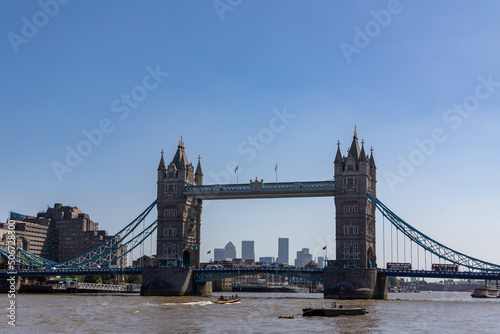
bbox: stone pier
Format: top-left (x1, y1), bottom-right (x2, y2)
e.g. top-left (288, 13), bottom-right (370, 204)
top-left (141, 267), bottom-right (212, 296)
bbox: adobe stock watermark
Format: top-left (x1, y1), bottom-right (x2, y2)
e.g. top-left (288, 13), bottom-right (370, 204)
top-left (51, 64), bottom-right (169, 182)
top-left (213, 0), bottom-right (242, 22)
top-left (208, 106), bottom-right (296, 184)
top-left (385, 74), bottom-right (500, 191)
top-left (7, 0), bottom-right (70, 54)
top-left (5, 220), bottom-right (17, 327)
top-left (339, 0), bottom-right (408, 64)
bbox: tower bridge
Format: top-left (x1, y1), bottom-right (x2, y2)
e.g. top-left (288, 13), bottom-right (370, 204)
top-left (4, 128), bottom-right (500, 299)
top-left (142, 129), bottom-right (380, 298)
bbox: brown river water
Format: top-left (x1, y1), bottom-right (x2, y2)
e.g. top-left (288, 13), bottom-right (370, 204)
top-left (1, 291), bottom-right (500, 333)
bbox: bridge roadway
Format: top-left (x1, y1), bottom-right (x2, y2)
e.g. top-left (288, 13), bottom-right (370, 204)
top-left (193, 268), bottom-right (500, 282)
top-left (2, 268), bottom-right (500, 281)
top-left (0, 268), bottom-right (143, 277)
top-left (183, 181), bottom-right (335, 199)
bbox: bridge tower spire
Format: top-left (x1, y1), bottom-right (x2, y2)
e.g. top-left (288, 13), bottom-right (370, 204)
top-left (156, 138), bottom-right (203, 268)
top-left (334, 128), bottom-right (377, 269)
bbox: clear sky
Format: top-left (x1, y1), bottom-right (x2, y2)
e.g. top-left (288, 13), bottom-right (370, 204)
top-left (2, 1), bottom-right (500, 267)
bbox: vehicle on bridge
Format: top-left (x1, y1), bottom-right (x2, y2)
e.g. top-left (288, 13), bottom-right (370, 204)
top-left (432, 263), bottom-right (458, 272)
top-left (386, 262), bottom-right (411, 270)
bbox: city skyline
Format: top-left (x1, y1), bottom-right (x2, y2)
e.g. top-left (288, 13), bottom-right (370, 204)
top-left (2, 2), bottom-right (500, 267)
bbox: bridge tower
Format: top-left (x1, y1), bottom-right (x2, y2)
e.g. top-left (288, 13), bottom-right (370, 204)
top-left (334, 127), bottom-right (377, 269)
top-left (156, 137), bottom-right (203, 268)
top-left (324, 127), bottom-right (384, 299)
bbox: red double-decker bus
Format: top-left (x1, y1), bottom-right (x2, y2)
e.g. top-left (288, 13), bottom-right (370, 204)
top-left (432, 263), bottom-right (458, 272)
top-left (386, 262), bottom-right (411, 270)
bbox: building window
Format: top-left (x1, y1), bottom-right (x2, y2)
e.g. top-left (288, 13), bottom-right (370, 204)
top-left (354, 206), bottom-right (359, 213)
top-left (343, 206), bottom-right (348, 213)
top-left (347, 164), bottom-right (354, 171)
top-left (348, 178), bottom-right (354, 186)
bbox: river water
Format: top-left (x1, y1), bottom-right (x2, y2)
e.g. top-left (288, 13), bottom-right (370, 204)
top-left (1, 291), bottom-right (500, 333)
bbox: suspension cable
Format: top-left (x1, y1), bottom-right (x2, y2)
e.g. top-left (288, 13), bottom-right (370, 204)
top-left (396, 228), bottom-right (399, 262)
top-left (404, 235), bottom-right (406, 263)
top-left (383, 214), bottom-right (386, 266)
top-left (391, 220), bottom-right (393, 262)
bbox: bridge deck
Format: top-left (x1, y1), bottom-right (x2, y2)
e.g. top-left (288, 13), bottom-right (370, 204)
top-left (0, 268), bottom-right (143, 277)
top-left (184, 181), bottom-right (335, 199)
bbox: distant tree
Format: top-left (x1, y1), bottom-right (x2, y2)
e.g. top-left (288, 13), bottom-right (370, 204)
top-left (85, 275), bottom-right (102, 283)
top-left (388, 276), bottom-right (399, 287)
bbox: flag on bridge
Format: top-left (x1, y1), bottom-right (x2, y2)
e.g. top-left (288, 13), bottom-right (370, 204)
top-left (234, 165), bottom-right (238, 174)
top-left (323, 246), bottom-right (327, 250)
top-left (207, 250), bottom-right (211, 254)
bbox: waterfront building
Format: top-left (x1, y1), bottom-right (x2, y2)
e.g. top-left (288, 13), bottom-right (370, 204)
top-left (133, 255), bottom-right (155, 267)
top-left (0, 203), bottom-right (126, 267)
top-left (1, 220), bottom-right (49, 257)
top-left (241, 240), bottom-right (255, 261)
top-left (277, 237), bottom-right (289, 265)
top-left (259, 256), bottom-right (275, 264)
top-left (224, 241), bottom-right (236, 260)
top-left (294, 248), bottom-right (312, 268)
top-left (214, 248), bottom-right (225, 262)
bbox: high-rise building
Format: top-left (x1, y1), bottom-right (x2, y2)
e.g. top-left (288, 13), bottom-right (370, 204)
top-left (241, 240), bottom-right (255, 261)
top-left (294, 248), bottom-right (312, 268)
top-left (214, 248), bottom-right (225, 262)
top-left (277, 237), bottom-right (289, 264)
top-left (317, 256), bottom-right (324, 268)
top-left (224, 241), bottom-right (236, 260)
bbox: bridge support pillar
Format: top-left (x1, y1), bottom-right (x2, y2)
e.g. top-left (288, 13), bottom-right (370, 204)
top-left (141, 268), bottom-right (212, 296)
top-left (0, 276), bottom-right (21, 293)
top-left (373, 274), bottom-right (388, 299)
top-left (323, 268), bottom-right (379, 299)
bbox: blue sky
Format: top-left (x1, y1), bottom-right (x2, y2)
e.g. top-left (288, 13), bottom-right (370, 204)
top-left (2, 1), bottom-right (500, 267)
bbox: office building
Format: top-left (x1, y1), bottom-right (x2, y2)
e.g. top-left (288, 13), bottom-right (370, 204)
top-left (214, 248), bottom-right (225, 262)
top-left (224, 241), bottom-right (236, 260)
top-left (294, 248), bottom-right (312, 268)
top-left (277, 237), bottom-right (289, 264)
top-left (241, 240), bottom-right (255, 261)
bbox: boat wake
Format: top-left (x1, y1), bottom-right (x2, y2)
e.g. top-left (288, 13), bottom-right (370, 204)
top-left (144, 301), bottom-right (213, 307)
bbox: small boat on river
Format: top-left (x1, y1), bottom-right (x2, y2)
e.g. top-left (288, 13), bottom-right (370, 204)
top-left (303, 303), bottom-right (366, 317)
top-left (211, 295), bottom-right (241, 304)
top-left (471, 288), bottom-right (498, 298)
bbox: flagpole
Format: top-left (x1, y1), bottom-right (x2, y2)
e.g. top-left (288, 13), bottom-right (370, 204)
top-left (275, 163), bottom-right (278, 184)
